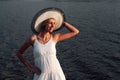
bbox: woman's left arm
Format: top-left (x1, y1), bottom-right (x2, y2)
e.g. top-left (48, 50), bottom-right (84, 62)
top-left (55, 21), bottom-right (79, 42)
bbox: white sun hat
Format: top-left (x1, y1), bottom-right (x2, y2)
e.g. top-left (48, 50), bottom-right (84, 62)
top-left (31, 7), bottom-right (65, 34)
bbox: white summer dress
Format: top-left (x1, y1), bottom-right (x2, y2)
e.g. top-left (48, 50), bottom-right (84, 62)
top-left (33, 35), bottom-right (66, 80)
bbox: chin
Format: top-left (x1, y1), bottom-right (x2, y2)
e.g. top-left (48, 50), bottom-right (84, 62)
top-left (49, 29), bottom-right (54, 33)
top-left (49, 30), bottom-right (53, 33)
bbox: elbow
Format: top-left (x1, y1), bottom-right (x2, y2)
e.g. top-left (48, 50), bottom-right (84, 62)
top-left (74, 30), bottom-right (80, 35)
top-left (76, 30), bottom-right (80, 34)
top-left (72, 30), bottom-right (79, 36)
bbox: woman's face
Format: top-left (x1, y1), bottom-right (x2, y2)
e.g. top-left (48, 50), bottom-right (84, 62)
top-left (45, 18), bottom-right (56, 33)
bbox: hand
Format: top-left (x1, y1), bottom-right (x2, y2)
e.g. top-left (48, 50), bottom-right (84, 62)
top-left (63, 21), bottom-right (67, 26)
top-left (31, 66), bottom-right (41, 75)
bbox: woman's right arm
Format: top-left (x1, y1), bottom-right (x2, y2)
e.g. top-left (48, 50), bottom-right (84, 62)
top-left (16, 35), bottom-right (41, 75)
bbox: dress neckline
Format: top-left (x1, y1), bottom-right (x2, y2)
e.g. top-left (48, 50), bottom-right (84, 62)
top-left (35, 35), bottom-right (52, 46)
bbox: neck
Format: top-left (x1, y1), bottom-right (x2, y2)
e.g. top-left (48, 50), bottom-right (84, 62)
top-left (37, 31), bottom-right (51, 39)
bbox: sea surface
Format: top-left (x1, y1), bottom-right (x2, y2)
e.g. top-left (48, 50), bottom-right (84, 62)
top-left (0, 1), bottom-right (120, 80)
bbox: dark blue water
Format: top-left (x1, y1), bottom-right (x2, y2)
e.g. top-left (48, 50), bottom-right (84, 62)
top-left (0, 1), bottom-right (120, 80)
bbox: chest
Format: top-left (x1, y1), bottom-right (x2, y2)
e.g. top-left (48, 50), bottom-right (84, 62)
top-left (33, 39), bottom-right (56, 56)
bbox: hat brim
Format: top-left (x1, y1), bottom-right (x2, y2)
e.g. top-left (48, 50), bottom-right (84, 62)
top-left (31, 7), bottom-right (65, 34)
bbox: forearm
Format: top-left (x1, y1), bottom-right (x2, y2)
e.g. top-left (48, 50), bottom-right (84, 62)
top-left (63, 21), bottom-right (79, 34)
top-left (16, 52), bottom-right (41, 75)
top-left (16, 52), bottom-right (33, 71)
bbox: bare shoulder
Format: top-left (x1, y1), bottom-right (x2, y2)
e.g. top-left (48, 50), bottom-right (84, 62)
top-left (17, 35), bottom-right (36, 53)
top-left (29, 35), bottom-right (35, 41)
top-left (52, 33), bottom-right (61, 37)
top-left (25, 35), bottom-right (36, 45)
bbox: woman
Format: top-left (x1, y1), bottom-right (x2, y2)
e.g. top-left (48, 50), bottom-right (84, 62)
top-left (16, 18), bottom-right (79, 80)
